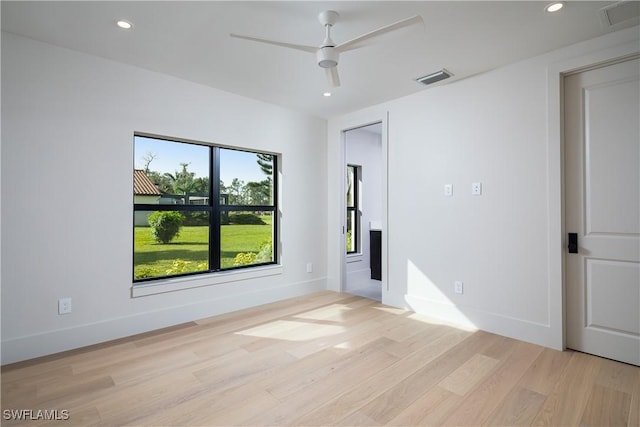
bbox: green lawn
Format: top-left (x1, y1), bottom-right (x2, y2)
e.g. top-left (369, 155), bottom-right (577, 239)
top-left (134, 217), bottom-right (273, 280)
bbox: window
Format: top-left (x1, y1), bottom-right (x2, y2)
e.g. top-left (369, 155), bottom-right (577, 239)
top-left (133, 135), bottom-right (277, 282)
top-left (346, 164), bottom-right (360, 253)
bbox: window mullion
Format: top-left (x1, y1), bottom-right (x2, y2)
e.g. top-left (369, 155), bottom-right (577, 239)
top-left (211, 147), bottom-right (221, 271)
top-left (355, 166), bottom-right (359, 253)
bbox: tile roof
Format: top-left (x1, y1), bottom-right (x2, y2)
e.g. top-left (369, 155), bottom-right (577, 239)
top-left (134, 169), bottom-right (162, 196)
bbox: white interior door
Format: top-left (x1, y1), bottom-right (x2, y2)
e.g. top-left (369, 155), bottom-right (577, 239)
top-left (565, 56), bottom-right (640, 366)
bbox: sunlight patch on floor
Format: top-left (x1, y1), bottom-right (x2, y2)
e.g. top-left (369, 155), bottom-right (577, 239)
top-left (373, 306), bottom-right (409, 315)
top-left (293, 303), bottom-right (353, 322)
top-left (333, 341), bottom-right (352, 350)
top-left (236, 320), bottom-right (345, 341)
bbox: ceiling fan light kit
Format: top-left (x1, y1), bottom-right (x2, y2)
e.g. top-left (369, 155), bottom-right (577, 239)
top-left (230, 10), bottom-right (423, 88)
top-left (317, 48), bottom-right (338, 69)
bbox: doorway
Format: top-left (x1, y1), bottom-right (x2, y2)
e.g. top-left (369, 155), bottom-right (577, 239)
top-left (343, 123), bottom-right (384, 301)
top-left (564, 56), bottom-right (639, 366)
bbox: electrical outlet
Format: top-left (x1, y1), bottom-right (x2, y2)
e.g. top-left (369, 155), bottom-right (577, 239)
top-left (444, 184), bottom-right (453, 196)
top-left (472, 182), bottom-right (482, 195)
top-left (306, 262), bottom-right (313, 273)
top-left (58, 297), bottom-right (72, 315)
top-left (454, 281), bottom-right (464, 295)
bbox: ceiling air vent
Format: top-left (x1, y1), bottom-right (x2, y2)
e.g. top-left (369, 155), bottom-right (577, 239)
top-left (600, 1), bottom-right (640, 27)
top-left (416, 69), bottom-right (452, 86)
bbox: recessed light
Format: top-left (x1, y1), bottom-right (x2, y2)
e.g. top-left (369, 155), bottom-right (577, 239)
top-left (545, 2), bottom-right (564, 13)
top-left (323, 92), bottom-right (332, 97)
top-left (116, 20), bottom-right (133, 29)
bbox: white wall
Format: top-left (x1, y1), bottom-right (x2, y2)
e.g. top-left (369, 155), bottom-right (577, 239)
top-left (1, 33), bottom-right (328, 364)
top-left (345, 127), bottom-right (383, 282)
top-left (328, 26), bottom-right (640, 350)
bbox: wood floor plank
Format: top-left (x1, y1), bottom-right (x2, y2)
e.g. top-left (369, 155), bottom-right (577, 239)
top-left (515, 347), bottom-right (573, 396)
top-left (629, 368), bottom-right (640, 427)
top-left (246, 340), bottom-right (400, 426)
top-left (290, 327), bottom-right (470, 426)
top-left (323, 310), bottom-right (416, 356)
top-left (438, 353), bottom-right (500, 396)
top-left (266, 337), bottom-right (395, 400)
top-left (442, 340), bottom-right (544, 426)
top-left (93, 371), bottom-right (206, 426)
top-left (193, 346), bottom-right (297, 392)
top-left (531, 351), bottom-right (602, 426)
top-left (336, 410), bottom-right (380, 426)
top-left (483, 386), bottom-right (547, 426)
top-left (1, 291), bottom-right (638, 427)
top-left (595, 357), bottom-right (639, 394)
top-left (285, 301), bottom-right (398, 359)
top-left (580, 384), bottom-right (631, 427)
top-left (194, 291), bottom-right (353, 329)
top-left (385, 385), bottom-right (463, 426)
top-left (357, 330), bottom-right (502, 424)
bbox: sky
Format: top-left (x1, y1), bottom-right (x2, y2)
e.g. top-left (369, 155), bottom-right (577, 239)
top-left (134, 136), bottom-right (270, 185)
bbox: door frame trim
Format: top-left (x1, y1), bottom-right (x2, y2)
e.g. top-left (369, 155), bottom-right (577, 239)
top-left (340, 121), bottom-right (387, 295)
top-left (546, 40), bottom-right (640, 351)
top-left (327, 111), bottom-right (389, 299)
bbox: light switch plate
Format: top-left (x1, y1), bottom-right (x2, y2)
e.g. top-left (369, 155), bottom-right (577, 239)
top-left (58, 297), bottom-right (72, 315)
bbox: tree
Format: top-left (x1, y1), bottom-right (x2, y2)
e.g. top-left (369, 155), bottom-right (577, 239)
top-left (164, 163), bottom-right (198, 204)
top-left (228, 178), bottom-right (246, 204)
top-left (146, 170), bottom-right (173, 193)
top-left (254, 154), bottom-right (274, 205)
top-left (141, 152), bottom-right (157, 173)
top-left (193, 177), bottom-right (209, 194)
top-left (245, 180), bottom-right (271, 205)
top-left (256, 153), bottom-right (273, 177)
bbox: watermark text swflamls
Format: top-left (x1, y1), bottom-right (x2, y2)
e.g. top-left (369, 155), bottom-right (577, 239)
top-left (3, 409), bottom-right (70, 421)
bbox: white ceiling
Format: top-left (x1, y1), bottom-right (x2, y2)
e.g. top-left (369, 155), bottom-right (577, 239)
top-left (2, 1), bottom-right (638, 118)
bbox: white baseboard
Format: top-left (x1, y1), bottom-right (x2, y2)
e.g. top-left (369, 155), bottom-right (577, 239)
top-left (1, 278), bottom-right (326, 365)
top-left (346, 268), bottom-right (371, 286)
top-left (384, 292), bottom-right (559, 350)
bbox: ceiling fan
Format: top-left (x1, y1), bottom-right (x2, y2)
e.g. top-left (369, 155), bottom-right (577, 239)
top-left (230, 10), bottom-right (423, 88)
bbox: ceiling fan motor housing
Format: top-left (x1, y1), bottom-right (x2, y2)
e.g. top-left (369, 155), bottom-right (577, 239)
top-left (317, 47), bottom-right (339, 68)
top-left (318, 10), bottom-right (339, 26)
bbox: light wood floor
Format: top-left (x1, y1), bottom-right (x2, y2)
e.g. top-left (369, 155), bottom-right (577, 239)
top-left (2, 291), bottom-right (639, 426)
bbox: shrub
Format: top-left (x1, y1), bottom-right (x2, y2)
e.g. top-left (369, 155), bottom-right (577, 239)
top-left (233, 252), bottom-right (257, 266)
top-left (183, 211), bottom-right (209, 226)
top-left (134, 266), bottom-right (156, 280)
top-left (148, 211), bottom-right (185, 244)
top-left (228, 213), bottom-right (265, 225)
top-left (165, 259), bottom-right (208, 275)
top-left (220, 212), bottom-right (230, 225)
top-left (234, 240), bottom-right (273, 266)
top-left (255, 240), bottom-right (273, 263)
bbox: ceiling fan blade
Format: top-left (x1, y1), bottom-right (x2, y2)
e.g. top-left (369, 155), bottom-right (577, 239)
top-left (325, 67), bottom-right (341, 87)
top-left (335, 15), bottom-right (423, 53)
top-left (230, 34), bottom-right (317, 53)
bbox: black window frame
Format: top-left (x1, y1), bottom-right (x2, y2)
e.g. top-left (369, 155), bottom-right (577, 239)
top-left (133, 135), bottom-right (278, 283)
top-left (346, 164), bottom-right (360, 254)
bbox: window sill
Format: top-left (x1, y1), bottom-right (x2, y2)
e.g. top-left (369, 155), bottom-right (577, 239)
top-left (131, 264), bottom-right (284, 298)
top-left (346, 253), bottom-right (363, 264)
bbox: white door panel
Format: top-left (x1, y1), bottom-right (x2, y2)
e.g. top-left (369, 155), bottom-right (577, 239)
top-left (585, 76), bottom-right (640, 235)
top-left (586, 259), bottom-right (639, 335)
top-left (565, 57), bottom-right (640, 366)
